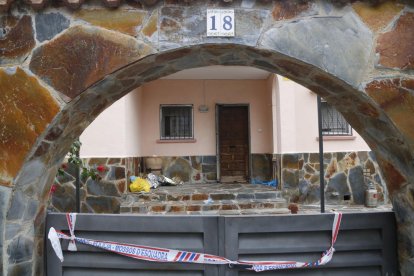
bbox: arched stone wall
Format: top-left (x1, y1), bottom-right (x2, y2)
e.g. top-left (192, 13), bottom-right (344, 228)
top-left (1, 1), bottom-right (413, 275)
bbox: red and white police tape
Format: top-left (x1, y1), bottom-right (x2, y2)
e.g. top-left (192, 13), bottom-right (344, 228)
top-left (48, 212), bottom-right (342, 272)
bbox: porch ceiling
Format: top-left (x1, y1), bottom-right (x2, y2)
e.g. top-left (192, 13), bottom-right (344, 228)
top-left (161, 65), bottom-right (271, 80)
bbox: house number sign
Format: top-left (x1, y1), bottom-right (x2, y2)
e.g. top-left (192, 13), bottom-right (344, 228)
top-left (207, 9), bottom-right (235, 37)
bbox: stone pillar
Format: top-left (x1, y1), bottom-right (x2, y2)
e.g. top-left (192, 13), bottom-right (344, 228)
top-left (0, 186), bottom-right (12, 275)
top-left (392, 184), bottom-right (414, 275)
top-left (2, 156), bottom-right (57, 276)
top-left (4, 187), bottom-right (38, 275)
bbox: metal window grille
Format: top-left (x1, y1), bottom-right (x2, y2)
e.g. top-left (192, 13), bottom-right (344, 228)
top-left (321, 101), bottom-right (352, 136)
top-left (160, 105), bottom-right (193, 140)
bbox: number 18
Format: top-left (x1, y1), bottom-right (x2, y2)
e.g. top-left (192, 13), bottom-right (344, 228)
top-left (207, 10), bottom-right (234, 36)
top-left (209, 15), bottom-right (233, 31)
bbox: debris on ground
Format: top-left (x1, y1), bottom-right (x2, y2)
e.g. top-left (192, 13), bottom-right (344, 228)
top-left (251, 178), bottom-right (278, 187)
top-left (147, 173), bottom-right (160, 189)
top-left (288, 203), bottom-right (299, 214)
top-left (130, 177), bottom-right (151, 193)
top-left (129, 174), bottom-right (183, 192)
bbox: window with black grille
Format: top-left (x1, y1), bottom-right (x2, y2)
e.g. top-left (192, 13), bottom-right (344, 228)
top-left (160, 105), bottom-right (193, 140)
top-left (321, 100), bottom-right (352, 136)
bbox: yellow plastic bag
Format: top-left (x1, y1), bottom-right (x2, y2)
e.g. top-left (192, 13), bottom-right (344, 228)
top-left (130, 178), bottom-right (151, 193)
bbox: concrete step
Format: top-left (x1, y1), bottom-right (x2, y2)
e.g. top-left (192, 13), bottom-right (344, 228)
top-left (121, 198), bottom-right (288, 215)
top-left (124, 190), bottom-right (284, 203)
top-left (120, 183), bottom-right (288, 216)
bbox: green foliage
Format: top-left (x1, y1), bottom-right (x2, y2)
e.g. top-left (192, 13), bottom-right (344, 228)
top-left (57, 168), bottom-right (65, 176)
top-left (68, 140), bottom-right (82, 166)
top-left (81, 167), bottom-right (98, 181)
top-left (58, 140), bottom-right (99, 181)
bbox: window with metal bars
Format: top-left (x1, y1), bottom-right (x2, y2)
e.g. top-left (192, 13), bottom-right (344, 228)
top-left (321, 100), bottom-right (352, 136)
top-left (160, 105), bottom-right (193, 140)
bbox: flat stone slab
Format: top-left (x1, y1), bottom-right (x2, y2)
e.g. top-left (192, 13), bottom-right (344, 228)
top-left (120, 183), bottom-right (392, 216)
top-left (298, 204), bottom-right (393, 214)
top-left (154, 183), bottom-right (277, 192)
top-left (120, 183), bottom-right (288, 215)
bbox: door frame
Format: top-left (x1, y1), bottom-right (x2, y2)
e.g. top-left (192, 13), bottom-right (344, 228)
top-left (215, 104), bottom-right (251, 183)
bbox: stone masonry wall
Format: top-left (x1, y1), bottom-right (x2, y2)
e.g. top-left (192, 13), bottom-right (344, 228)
top-left (157, 155), bottom-right (217, 184)
top-left (157, 154), bottom-right (273, 184)
top-left (49, 155), bottom-right (218, 213)
top-left (2, 1), bottom-right (414, 274)
top-left (50, 158), bottom-right (131, 214)
top-left (50, 151), bottom-right (385, 214)
top-left (50, 154), bottom-right (268, 213)
top-left (279, 151), bottom-right (387, 205)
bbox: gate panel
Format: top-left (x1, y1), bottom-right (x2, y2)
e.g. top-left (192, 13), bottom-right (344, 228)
top-left (46, 214), bottom-right (220, 276)
top-left (46, 212), bottom-right (397, 276)
top-left (223, 212), bottom-right (397, 276)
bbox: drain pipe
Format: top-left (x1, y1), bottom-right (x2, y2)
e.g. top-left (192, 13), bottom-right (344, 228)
top-left (317, 96), bottom-right (325, 213)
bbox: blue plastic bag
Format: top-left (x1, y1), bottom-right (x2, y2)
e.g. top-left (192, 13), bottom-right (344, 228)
top-left (251, 179), bottom-right (278, 187)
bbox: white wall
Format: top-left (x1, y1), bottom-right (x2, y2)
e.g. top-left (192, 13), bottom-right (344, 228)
top-left (275, 75), bottom-right (371, 153)
top-left (79, 87), bottom-right (143, 157)
top-left (125, 87), bottom-right (143, 157)
top-left (269, 74), bottom-right (279, 154)
top-left (79, 74), bottom-right (371, 157)
top-left (138, 79), bottom-right (273, 156)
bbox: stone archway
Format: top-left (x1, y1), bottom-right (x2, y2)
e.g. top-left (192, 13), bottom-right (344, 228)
top-left (1, 2), bottom-right (413, 275)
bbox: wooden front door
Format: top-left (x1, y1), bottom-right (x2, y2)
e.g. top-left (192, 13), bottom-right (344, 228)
top-left (218, 105), bottom-right (249, 183)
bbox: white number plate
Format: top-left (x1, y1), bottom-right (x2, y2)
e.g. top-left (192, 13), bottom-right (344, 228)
top-left (207, 9), bottom-right (235, 37)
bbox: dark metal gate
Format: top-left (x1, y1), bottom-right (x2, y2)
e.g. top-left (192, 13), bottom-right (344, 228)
top-left (46, 212), bottom-right (398, 275)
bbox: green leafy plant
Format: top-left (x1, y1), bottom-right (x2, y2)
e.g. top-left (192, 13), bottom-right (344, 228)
top-left (81, 167), bottom-right (99, 181)
top-left (57, 140), bottom-right (99, 180)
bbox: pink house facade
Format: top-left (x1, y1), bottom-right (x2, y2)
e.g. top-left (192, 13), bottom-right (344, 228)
top-left (61, 66), bottom-right (386, 209)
